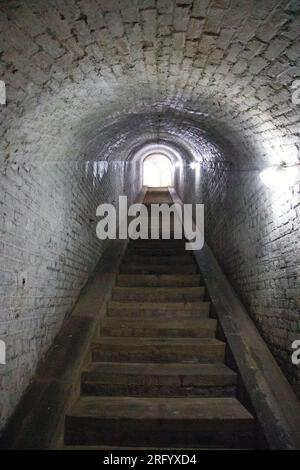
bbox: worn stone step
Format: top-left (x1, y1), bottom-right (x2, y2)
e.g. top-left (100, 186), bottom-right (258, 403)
top-left (126, 246), bottom-right (188, 255)
top-left (111, 286), bottom-right (204, 302)
top-left (81, 362), bottom-right (237, 398)
top-left (65, 397), bottom-right (255, 448)
top-left (116, 274), bottom-right (201, 287)
top-left (127, 245), bottom-right (187, 253)
top-left (107, 301), bottom-right (211, 318)
top-left (100, 317), bottom-right (217, 338)
top-left (128, 240), bottom-right (186, 247)
top-left (122, 255), bottom-right (194, 265)
top-left (125, 251), bottom-right (188, 259)
top-left (92, 337), bottom-right (226, 363)
top-left (125, 244), bottom-right (191, 253)
top-left (126, 245), bottom-right (188, 254)
top-left (119, 264), bottom-right (198, 274)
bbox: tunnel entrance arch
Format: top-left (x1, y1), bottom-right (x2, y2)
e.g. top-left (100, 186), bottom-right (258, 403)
top-left (143, 154), bottom-right (173, 187)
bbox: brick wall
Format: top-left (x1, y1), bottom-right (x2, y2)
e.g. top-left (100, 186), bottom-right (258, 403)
top-left (178, 162), bottom-right (300, 399)
top-left (0, 160), bottom-right (141, 432)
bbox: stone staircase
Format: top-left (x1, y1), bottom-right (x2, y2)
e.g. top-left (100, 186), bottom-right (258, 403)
top-left (64, 190), bottom-right (255, 449)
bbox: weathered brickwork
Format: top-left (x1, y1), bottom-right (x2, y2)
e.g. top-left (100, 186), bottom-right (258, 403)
top-left (0, 0), bottom-right (299, 167)
top-left (0, 0), bottom-right (299, 432)
top-left (179, 164), bottom-right (300, 399)
top-left (0, 161), bottom-right (141, 431)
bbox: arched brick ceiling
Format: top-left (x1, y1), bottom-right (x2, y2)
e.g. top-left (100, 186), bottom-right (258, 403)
top-left (82, 111), bottom-right (229, 164)
top-left (0, 0), bottom-right (299, 166)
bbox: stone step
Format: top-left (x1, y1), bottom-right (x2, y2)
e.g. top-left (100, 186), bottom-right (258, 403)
top-left (122, 255), bottom-right (194, 265)
top-left (111, 286), bottom-right (204, 302)
top-left (126, 243), bottom-right (187, 252)
top-left (119, 264), bottom-right (198, 274)
top-left (126, 242), bottom-right (187, 250)
top-left (126, 246), bottom-right (188, 254)
top-left (91, 337), bottom-right (226, 363)
top-left (65, 397), bottom-right (255, 448)
top-left (81, 362), bottom-right (237, 398)
top-left (128, 240), bottom-right (186, 248)
top-left (126, 250), bottom-right (188, 258)
top-left (116, 274), bottom-right (201, 287)
top-left (107, 301), bottom-right (211, 318)
top-left (100, 317), bottom-right (217, 338)
top-left (127, 245), bottom-right (187, 253)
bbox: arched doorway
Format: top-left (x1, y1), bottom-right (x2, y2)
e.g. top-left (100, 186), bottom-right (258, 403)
top-left (143, 154), bottom-right (173, 187)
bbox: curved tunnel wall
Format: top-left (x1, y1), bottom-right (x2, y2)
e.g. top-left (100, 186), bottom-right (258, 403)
top-left (0, 0), bottom-right (300, 432)
top-left (178, 158), bottom-right (300, 400)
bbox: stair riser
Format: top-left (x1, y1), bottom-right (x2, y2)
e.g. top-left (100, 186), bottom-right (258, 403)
top-left (119, 265), bottom-right (198, 274)
top-left (101, 327), bottom-right (216, 338)
top-left (107, 303), bottom-right (210, 318)
top-left (81, 382), bottom-right (237, 398)
top-left (128, 241), bottom-right (186, 247)
top-left (122, 256), bottom-right (194, 265)
top-left (92, 348), bottom-right (225, 364)
top-left (116, 274), bottom-right (201, 288)
top-left (111, 289), bottom-right (204, 302)
top-left (116, 279), bottom-right (201, 287)
top-left (126, 248), bottom-right (188, 255)
top-left (111, 294), bottom-right (204, 302)
top-left (126, 250), bottom-right (188, 256)
top-left (81, 369), bottom-right (237, 397)
top-left (65, 417), bottom-right (254, 448)
top-left (107, 309), bottom-right (210, 319)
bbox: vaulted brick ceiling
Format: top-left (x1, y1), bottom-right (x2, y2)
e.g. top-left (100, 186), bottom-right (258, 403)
top-left (0, 0), bottom-right (299, 166)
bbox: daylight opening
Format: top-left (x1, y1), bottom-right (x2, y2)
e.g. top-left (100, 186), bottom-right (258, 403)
top-left (143, 154), bottom-right (173, 187)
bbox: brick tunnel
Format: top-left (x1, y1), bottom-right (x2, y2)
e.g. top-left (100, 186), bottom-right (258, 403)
top-left (0, 0), bottom-right (300, 451)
